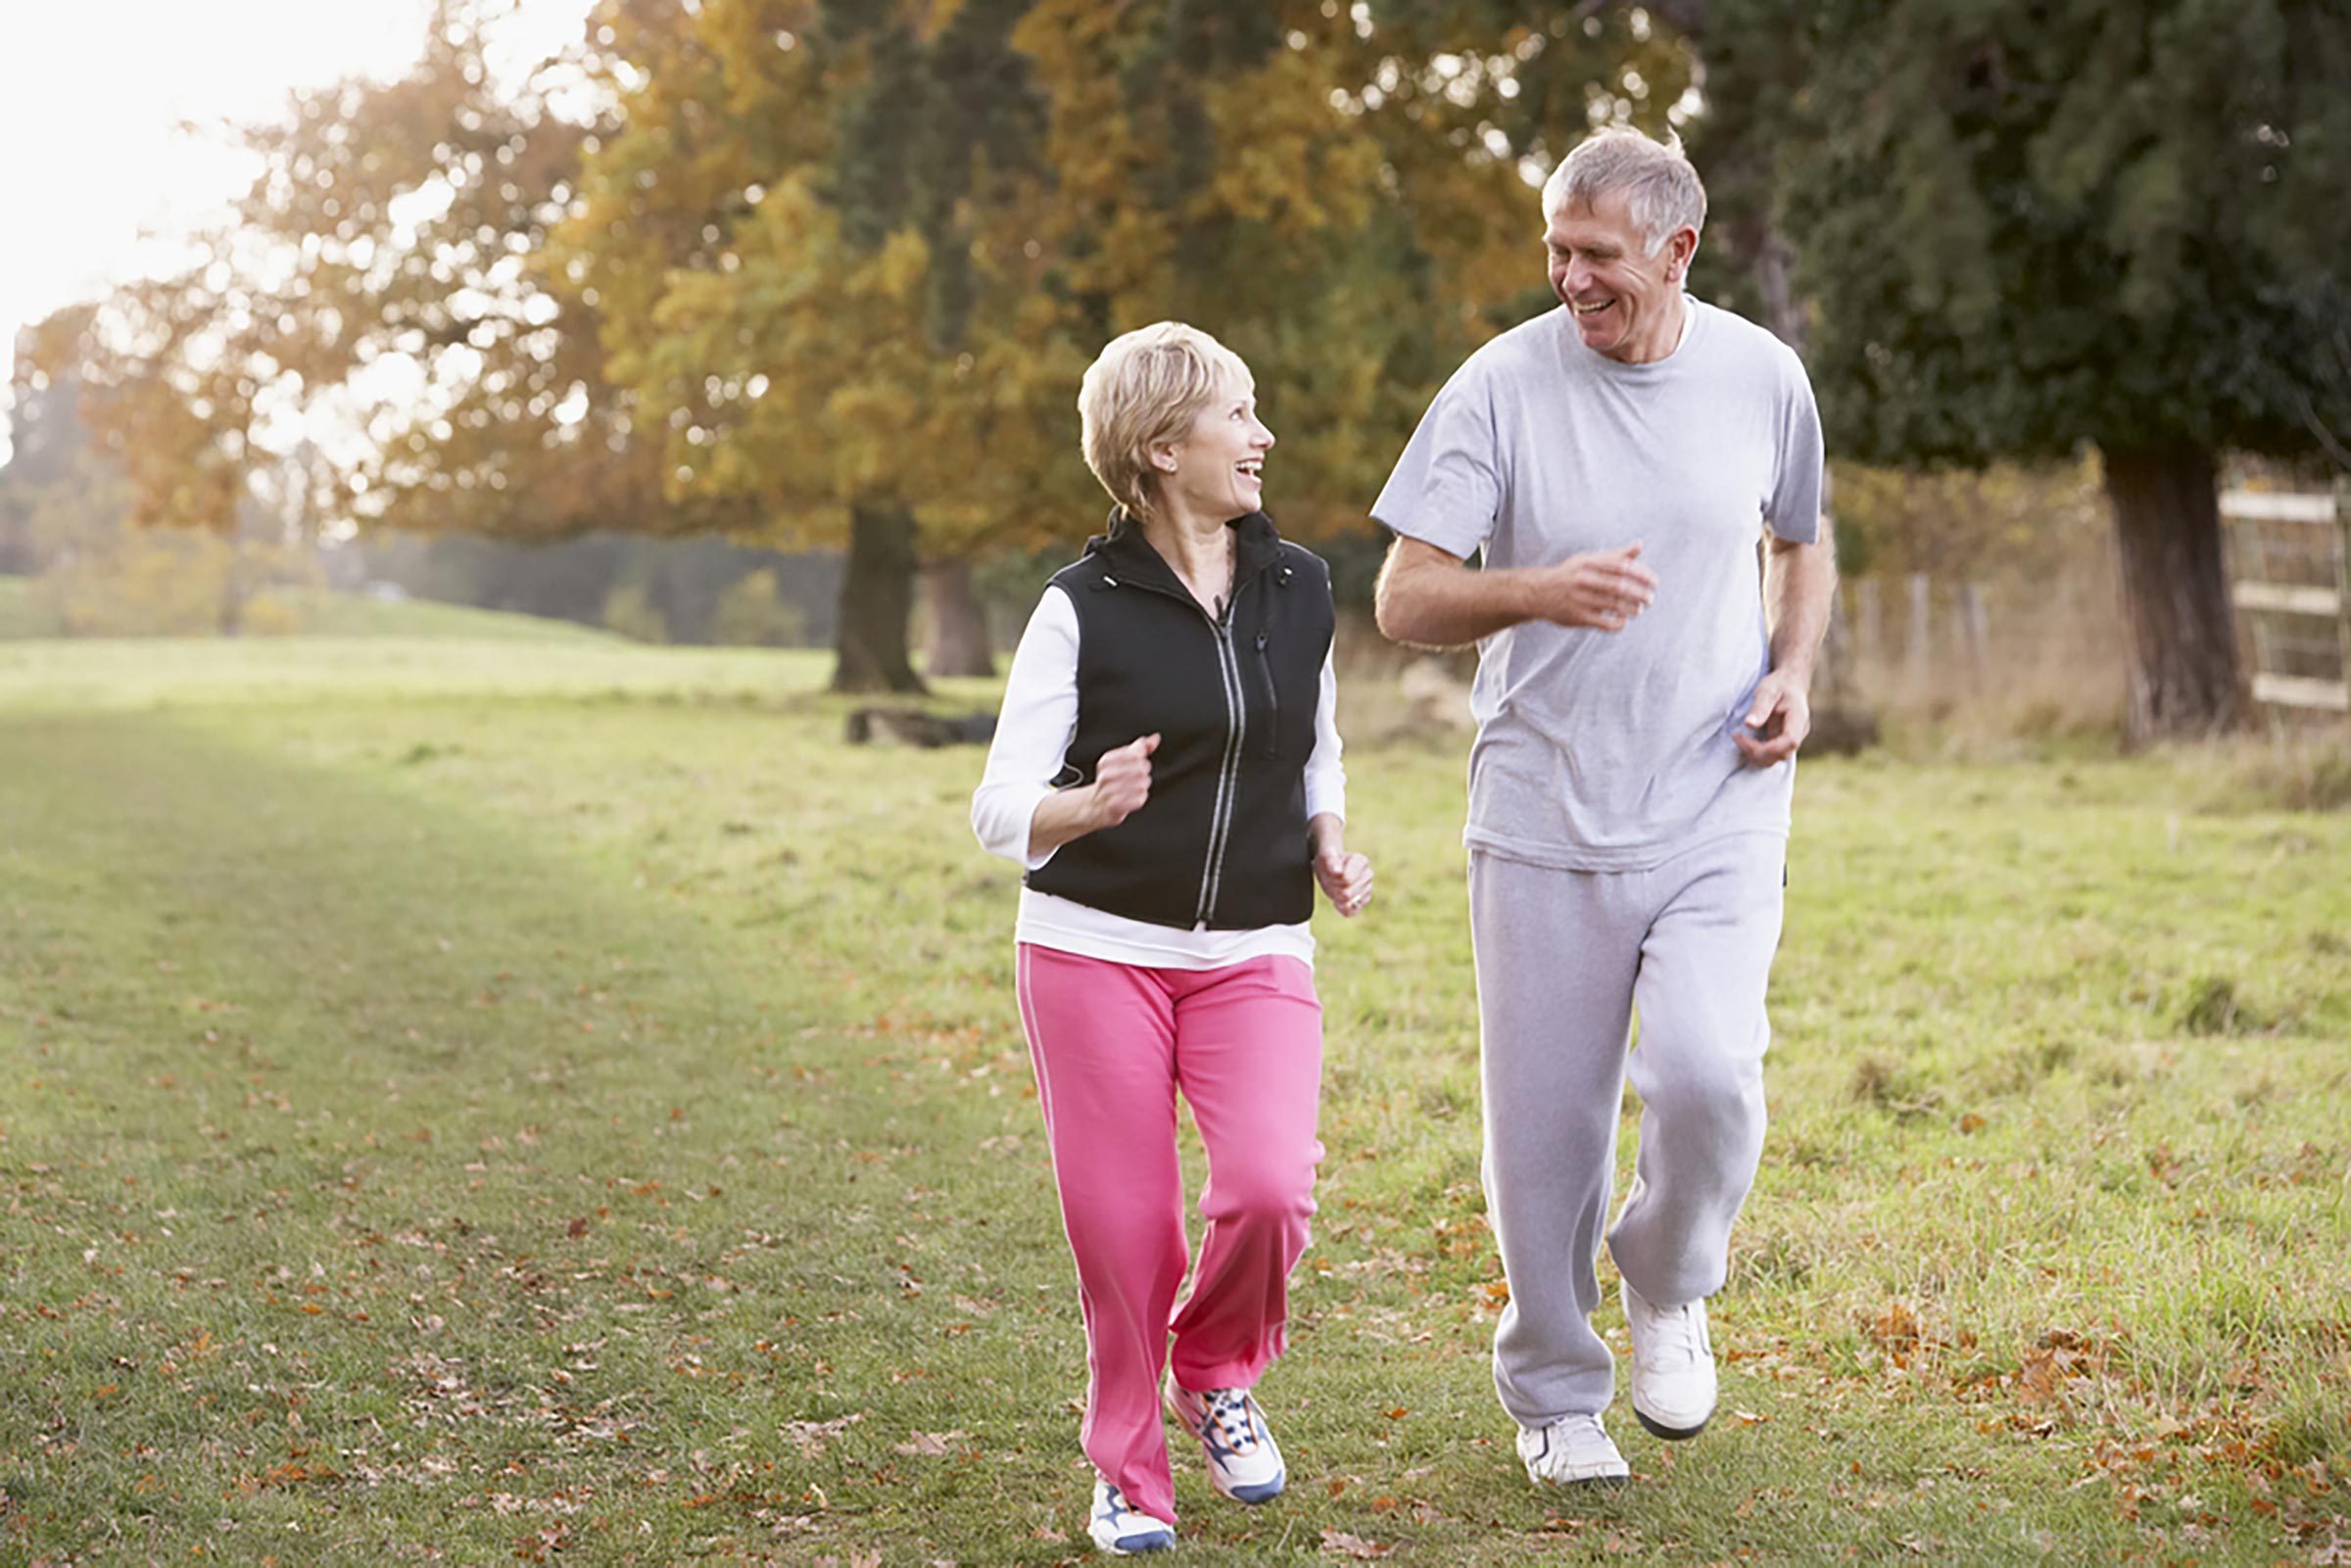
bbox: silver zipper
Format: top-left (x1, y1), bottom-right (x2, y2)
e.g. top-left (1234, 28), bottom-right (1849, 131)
top-left (1193, 615), bottom-right (1248, 925)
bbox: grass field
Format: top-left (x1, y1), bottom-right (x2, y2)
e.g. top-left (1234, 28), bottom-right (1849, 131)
top-left (0, 576), bottom-right (59, 639)
top-left (2, 636), bottom-right (2346, 1566)
top-left (0, 577), bottom-right (627, 645)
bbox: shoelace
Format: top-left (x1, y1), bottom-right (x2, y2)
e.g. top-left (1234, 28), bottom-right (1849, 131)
top-left (1558, 1414), bottom-right (1607, 1448)
top-left (1202, 1390), bottom-right (1260, 1452)
top-left (1644, 1302), bottom-right (1710, 1366)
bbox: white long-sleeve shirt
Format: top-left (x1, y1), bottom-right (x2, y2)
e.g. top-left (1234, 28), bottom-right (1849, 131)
top-left (971, 584), bottom-right (1347, 969)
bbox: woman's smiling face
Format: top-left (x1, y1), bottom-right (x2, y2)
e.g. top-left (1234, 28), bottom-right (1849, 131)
top-left (1156, 368), bottom-right (1275, 522)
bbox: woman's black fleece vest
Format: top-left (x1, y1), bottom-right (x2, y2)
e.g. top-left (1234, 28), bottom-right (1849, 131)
top-left (1026, 510), bottom-right (1335, 930)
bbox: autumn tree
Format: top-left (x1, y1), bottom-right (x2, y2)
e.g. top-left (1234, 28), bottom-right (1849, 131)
top-left (560, 0), bottom-right (1069, 689)
top-left (35, 1), bottom-right (756, 617)
top-left (565, 0), bottom-right (1590, 689)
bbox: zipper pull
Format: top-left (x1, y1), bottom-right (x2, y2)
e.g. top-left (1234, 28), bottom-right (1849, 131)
top-left (1255, 629), bottom-right (1269, 651)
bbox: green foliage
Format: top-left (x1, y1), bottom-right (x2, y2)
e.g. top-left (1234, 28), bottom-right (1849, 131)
top-left (355, 528), bottom-right (842, 645)
top-left (1830, 455), bottom-right (2107, 583)
top-left (708, 567), bottom-right (807, 646)
top-left (2, 452), bottom-right (323, 638)
top-left (600, 581), bottom-right (672, 643)
top-left (1738, 0), bottom-right (2351, 464)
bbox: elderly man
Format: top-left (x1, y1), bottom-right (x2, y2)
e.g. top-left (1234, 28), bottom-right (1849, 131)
top-left (1371, 126), bottom-right (1833, 1487)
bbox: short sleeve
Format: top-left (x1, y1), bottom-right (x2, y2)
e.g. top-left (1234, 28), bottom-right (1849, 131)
top-left (1371, 360), bottom-right (1502, 561)
top-left (1766, 354), bottom-right (1824, 545)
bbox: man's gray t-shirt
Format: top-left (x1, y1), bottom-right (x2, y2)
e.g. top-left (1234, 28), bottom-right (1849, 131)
top-left (1373, 297), bottom-right (1824, 871)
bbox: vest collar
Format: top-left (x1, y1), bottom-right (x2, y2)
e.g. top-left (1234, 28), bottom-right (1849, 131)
top-left (1082, 508), bottom-right (1283, 604)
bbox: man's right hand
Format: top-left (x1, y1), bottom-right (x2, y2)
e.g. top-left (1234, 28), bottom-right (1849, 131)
top-left (1529, 543), bottom-right (1656, 632)
top-left (1375, 536), bottom-right (1655, 649)
top-left (1088, 733), bottom-right (1159, 829)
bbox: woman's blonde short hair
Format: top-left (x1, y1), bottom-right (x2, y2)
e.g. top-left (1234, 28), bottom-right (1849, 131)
top-left (1078, 322), bottom-right (1252, 518)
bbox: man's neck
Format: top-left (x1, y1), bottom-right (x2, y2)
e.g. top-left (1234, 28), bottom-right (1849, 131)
top-left (1617, 293), bottom-right (1691, 365)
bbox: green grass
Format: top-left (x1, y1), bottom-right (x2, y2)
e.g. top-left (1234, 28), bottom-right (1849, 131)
top-left (0, 577), bottom-right (629, 644)
top-left (1, 639), bottom-right (2346, 1565)
top-left (0, 575), bottom-right (59, 638)
top-left (270, 590), bottom-right (630, 643)
top-left (0, 638), bottom-right (833, 712)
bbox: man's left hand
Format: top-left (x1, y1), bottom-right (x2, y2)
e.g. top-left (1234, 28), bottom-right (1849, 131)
top-left (1735, 670), bottom-right (1810, 767)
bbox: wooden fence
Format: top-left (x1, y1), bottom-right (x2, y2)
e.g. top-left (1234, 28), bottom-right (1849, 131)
top-left (2223, 484), bottom-right (2351, 717)
top-left (1828, 570), bottom-right (2119, 703)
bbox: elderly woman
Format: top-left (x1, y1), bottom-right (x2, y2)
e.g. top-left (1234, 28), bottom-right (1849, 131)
top-left (971, 321), bottom-right (1372, 1554)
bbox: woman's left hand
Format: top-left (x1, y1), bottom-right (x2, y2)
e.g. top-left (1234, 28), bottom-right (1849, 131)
top-left (1314, 843), bottom-right (1374, 918)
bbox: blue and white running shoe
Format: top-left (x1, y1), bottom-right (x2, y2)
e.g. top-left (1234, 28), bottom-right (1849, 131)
top-left (1088, 1477), bottom-right (1175, 1555)
top-left (1166, 1379), bottom-right (1286, 1503)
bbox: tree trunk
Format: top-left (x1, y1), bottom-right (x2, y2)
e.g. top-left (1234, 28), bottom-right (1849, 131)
top-left (831, 504), bottom-right (926, 694)
top-left (2100, 444), bottom-right (2246, 745)
top-left (919, 558), bottom-right (995, 679)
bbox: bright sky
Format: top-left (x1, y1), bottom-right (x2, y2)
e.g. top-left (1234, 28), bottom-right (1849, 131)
top-left (0, 0), bottom-right (595, 465)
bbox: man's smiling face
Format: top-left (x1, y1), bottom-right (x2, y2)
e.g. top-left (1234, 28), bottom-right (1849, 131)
top-left (1546, 186), bottom-right (1692, 365)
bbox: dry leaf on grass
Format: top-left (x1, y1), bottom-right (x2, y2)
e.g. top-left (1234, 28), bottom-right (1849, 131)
top-left (784, 1411), bottom-right (864, 1456)
top-left (1321, 1529), bottom-right (1392, 1558)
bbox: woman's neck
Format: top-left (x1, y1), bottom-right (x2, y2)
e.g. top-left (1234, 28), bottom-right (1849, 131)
top-left (1140, 505), bottom-right (1233, 613)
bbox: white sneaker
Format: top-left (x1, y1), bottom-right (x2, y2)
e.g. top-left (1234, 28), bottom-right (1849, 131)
top-left (1088, 1478), bottom-right (1175, 1554)
top-left (1623, 1279), bottom-right (1717, 1440)
top-left (1516, 1412), bottom-right (1630, 1487)
top-left (1166, 1379), bottom-right (1286, 1503)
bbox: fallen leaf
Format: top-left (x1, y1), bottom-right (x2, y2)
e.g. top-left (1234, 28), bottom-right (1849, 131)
top-left (783, 1412), bottom-right (864, 1456)
top-left (1321, 1530), bottom-right (1392, 1559)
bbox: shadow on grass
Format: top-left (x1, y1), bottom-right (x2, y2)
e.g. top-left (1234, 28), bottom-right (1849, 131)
top-left (0, 708), bottom-right (1070, 1562)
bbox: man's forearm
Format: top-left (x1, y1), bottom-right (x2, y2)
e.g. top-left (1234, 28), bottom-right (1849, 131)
top-left (1374, 549), bottom-right (1539, 648)
top-left (1764, 523), bottom-right (1838, 686)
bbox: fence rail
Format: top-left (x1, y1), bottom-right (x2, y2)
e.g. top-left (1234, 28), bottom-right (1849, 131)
top-left (2222, 483), bottom-right (2351, 717)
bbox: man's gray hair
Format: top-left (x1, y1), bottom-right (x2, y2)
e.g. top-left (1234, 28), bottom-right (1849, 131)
top-left (1540, 127), bottom-right (1707, 257)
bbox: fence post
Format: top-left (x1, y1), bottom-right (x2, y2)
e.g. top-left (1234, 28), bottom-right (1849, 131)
top-left (2336, 479), bottom-right (2351, 701)
top-left (1820, 583), bottom-right (1854, 705)
top-left (1856, 578), bottom-right (1883, 666)
top-left (1907, 572), bottom-right (1932, 689)
top-left (1959, 582), bottom-right (1991, 689)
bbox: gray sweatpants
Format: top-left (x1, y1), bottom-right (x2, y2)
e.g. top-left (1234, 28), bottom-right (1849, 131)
top-left (1469, 833), bottom-right (1786, 1428)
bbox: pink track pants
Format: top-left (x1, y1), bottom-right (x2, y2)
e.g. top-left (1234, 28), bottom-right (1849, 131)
top-left (1015, 944), bottom-right (1325, 1525)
